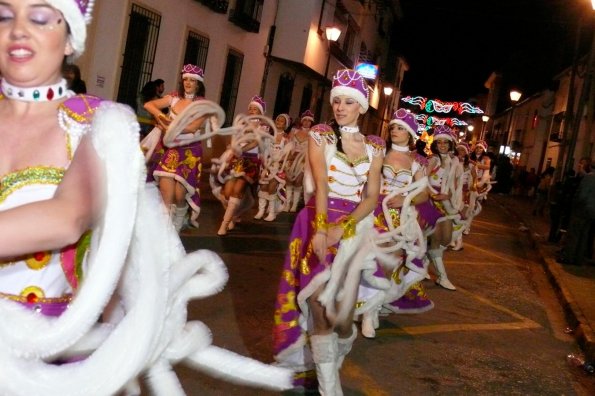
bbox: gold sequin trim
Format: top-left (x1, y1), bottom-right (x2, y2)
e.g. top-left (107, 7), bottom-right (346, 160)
top-left (66, 132), bottom-right (73, 160)
top-left (335, 151), bottom-right (370, 167)
top-left (0, 166), bottom-right (64, 204)
top-left (58, 95), bottom-right (96, 124)
top-left (0, 290), bottom-right (72, 304)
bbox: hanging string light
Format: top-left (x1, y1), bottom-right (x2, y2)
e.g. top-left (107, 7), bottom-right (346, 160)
top-left (401, 96), bottom-right (484, 115)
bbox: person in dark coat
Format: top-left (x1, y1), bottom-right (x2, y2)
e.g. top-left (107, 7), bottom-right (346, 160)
top-left (557, 166), bottom-right (595, 265)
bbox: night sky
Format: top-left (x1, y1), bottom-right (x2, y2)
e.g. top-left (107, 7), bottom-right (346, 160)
top-left (396, 0), bottom-right (589, 107)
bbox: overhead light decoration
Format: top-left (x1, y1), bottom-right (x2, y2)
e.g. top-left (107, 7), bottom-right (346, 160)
top-left (414, 114), bottom-right (469, 127)
top-left (401, 96), bottom-right (484, 114)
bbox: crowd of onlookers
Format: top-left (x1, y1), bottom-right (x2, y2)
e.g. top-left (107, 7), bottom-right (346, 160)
top-left (486, 152), bottom-right (594, 267)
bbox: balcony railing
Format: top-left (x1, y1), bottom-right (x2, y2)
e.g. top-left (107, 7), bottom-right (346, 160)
top-left (196, 0), bottom-right (228, 14)
top-left (229, 8), bottom-right (260, 33)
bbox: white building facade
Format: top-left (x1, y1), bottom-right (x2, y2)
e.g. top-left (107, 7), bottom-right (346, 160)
top-left (77, 0), bottom-right (405, 160)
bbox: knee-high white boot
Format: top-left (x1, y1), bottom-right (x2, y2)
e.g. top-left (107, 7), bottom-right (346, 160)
top-left (254, 191), bottom-right (268, 219)
top-left (337, 325), bottom-right (357, 370)
top-left (172, 204), bottom-right (188, 232)
top-left (218, 197), bottom-right (240, 236)
top-left (429, 246), bottom-right (456, 290)
top-left (310, 333), bottom-right (340, 396)
top-left (290, 186), bottom-right (302, 212)
top-left (264, 194), bottom-right (278, 222)
top-left (282, 185), bottom-right (293, 212)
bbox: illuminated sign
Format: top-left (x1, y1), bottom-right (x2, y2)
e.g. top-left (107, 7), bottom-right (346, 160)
top-left (355, 63), bottom-right (379, 80)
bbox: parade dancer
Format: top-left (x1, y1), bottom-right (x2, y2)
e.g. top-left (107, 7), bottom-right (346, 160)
top-left (467, 140), bottom-right (491, 234)
top-left (451, 141), bottom-right (478, 250)
top-left (355, 109), bottom-right (433, 338)
top-left (273, 69), bottom-right (384, 395)
top-left (213, 95), bottom-right (270, 235)
top-left (142, 64), bottom-right (206, 231)
top-left (284, 109), bottom-right (314, 212)
top-left (254, 113), bottom-right (292, 221)
top-left (0, 1), bottom-right (292, 394)
top-left (426, 126), bottom-right (464, 290)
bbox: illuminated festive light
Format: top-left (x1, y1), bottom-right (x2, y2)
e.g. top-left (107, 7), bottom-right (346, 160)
top-left (413, 114), bottom-right (468, 127)
top-left (401, 96), bottom-right (484, 115)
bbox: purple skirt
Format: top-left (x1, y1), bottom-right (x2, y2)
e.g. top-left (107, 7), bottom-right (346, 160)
top-left (273, 196), bottom-right (357, 357)
top-left (228, 152), bottom-right (261, 184)
top-left (150, 140), bottom-right (203, 212)
top-left (385, 279), bottom-right (434, 314)
top-left (371, 196), bottom-right (433, 313)
top-left (416, 199), bottom-right (442, 234)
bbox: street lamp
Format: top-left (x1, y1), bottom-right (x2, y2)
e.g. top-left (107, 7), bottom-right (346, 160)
top-left (381, 85), bottom-right (394, 138)
top-left (465, 125), bottom-right (474, 141)
top-left (316, 26), bottom-right (341, 121)
top-left (481, 115), bottom-right (489, 140)
top-left (504, 89), bottom-right (522, 153)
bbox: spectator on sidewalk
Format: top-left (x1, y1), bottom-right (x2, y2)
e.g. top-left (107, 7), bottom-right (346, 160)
top-left (493, 154), bottom-right (513, 194)
top-left (558, 168), bottom-right (595, 265)
top-left (526, 167), bottom-right (538, 197)
top-left (533, 166), bottom-right (555, 216)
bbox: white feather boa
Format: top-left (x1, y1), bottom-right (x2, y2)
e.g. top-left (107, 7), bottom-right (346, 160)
top-left (0, 102), bottom-right (292, 395)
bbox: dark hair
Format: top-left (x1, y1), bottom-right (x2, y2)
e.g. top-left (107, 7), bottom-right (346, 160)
top-left (462, 153), bottom-right (470, 167)
top-left (328, 119), bottom-right (345, 154)
top-left (430, 139), bottom-right (453, 165)
top-left (62, 63), bottom-right (81, 80)
top-left (275, 115), bottom-right (292, 133)
top-left (177, 78), bottom-right (205, 98)
top-left (470, 150), bottom-right (487, 162)
top-left (140, 81), bottom-right (157, 103)
top-left (154, 79), bottom-right (164, 86)
top-left (385, 123), bottom-right (415, 154)
top-left (415, 139), bottom-right (428, 157)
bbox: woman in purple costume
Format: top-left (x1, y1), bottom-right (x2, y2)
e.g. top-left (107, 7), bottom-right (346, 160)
top-left (0, 0), bottom-right (103, 316)
top-left (144, 64), bottom-right (206, 231)
top-left (450, 141), bottom-right (477, 251)
top-left (216, 95), bottom-right (267, 235)
top-left (273, 69), bottom-right (384, 395)
top-left (358, 109), bottom-right (435, 338)
top-left (425, 125), bottom-right (463, 291)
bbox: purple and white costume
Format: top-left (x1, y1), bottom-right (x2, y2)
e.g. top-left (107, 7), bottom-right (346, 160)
top-left (0, 93), bottom-right (96, 317)
top-left (273, 124), bottom-right (385, 379)
top-left (147, 93), bottom-right (203, 227)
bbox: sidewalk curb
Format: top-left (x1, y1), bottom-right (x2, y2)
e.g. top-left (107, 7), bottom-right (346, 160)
top-left (495, 197), bottom-right (595, 363)
top-left (536, 244), bottom-right (595, 363)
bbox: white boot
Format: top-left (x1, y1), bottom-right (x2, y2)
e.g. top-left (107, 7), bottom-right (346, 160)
top-left (282, 185), bottom-right (293, 212)
top-left (451, 235), bottom-right (463, 251)
top-left (361, 306), bottom-right (380, 339)
top-left (172, 204), bottom-right (188, 232)
top-left (290, 186), bottom-right (302, 212)
top-left (310, 333), bottom-right (341, 396)
top-left (168, 204), bottom-right (176, 227)
top-left (253, 191), bottom-right (268, 219)
top-left (429, 246), bottom-right (456, 290)
top-left (264, 195), bottom-right (278, 221)
top-left (337, 325), bottom-right (357, 371)
top-left (218, 197), bottom-right (240, 236)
